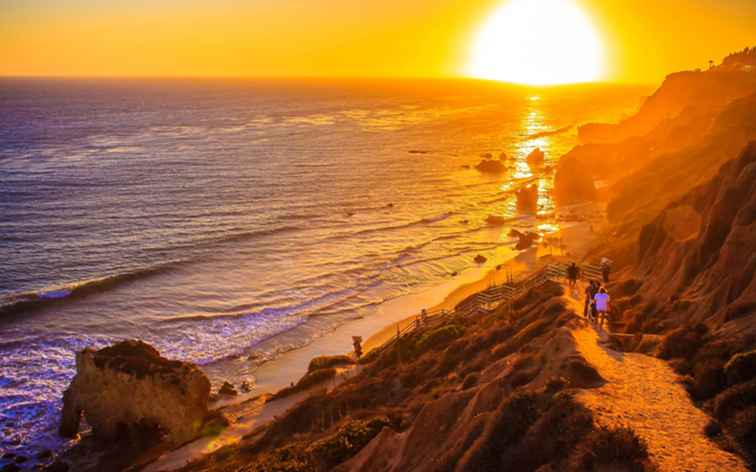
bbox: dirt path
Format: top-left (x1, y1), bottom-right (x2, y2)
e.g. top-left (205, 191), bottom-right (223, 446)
top-left (563, 287), bottom-right (747, 471)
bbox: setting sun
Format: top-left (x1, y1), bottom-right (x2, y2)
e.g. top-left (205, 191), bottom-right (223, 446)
top-left (467, 0), bottom-right (605, 85)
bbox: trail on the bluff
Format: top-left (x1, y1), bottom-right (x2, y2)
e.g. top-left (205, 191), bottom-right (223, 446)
top-left (563, 289), bottom-right (747, 472)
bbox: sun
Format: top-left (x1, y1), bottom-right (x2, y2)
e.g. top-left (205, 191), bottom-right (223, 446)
top-left (467, 0), bottom-right (604, 85)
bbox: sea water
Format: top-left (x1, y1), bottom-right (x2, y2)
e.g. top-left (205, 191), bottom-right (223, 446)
top-left (0, 78), bottom-right (648, 457)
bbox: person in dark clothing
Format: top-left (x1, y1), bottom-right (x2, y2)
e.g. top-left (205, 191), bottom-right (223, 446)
top-left (584, 280), bottom-right (599, 322)
top-left (567, 262), bottom-right (579, 289)
top-left (601, 258), bottom-right (612, 283)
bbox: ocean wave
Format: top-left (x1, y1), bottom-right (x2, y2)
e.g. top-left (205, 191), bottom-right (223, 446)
top-left (0, 262), bottom-right (183, 318)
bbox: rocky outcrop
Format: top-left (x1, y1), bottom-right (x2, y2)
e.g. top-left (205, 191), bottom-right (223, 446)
top-left (579, 69), bottom-right (756, 144)
top-left (553, 152), bottom-right (598, 204)
top-left (526, 148), bottom-right (545, 168)
top-left (635, 141), bottom-right (756, 329)
top-left (475, 158), bottom-right (506, 174)
top-left (59, 340), bottom-right (211, 446)
top-left (516, 185), bottom-right (538, 213)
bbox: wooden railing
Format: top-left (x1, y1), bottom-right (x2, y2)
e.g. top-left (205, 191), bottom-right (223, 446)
top-left (376, 263), bottom-right (569, 352)
top-left (373, 260), bottom-right (607, 355)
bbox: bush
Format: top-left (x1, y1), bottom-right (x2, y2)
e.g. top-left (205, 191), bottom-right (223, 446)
top-left (306, 416), bottom-right (391, 468)
top-left (691, 358), bottom-right (726, 400)
top-left (308, 355), bottom-right (355, 373)
top-left (659, 326), bottom-right (704, 359)
top-left (714, 378), bottom-right (756, 421)
top-left (568, 426), bottom-right (655, 472)
top-left (272, 368), bottom-right (337, 400)
top-left (416, 324), bottom-right (465, 353)
top-left (724, 350), bottom-right (756, 386)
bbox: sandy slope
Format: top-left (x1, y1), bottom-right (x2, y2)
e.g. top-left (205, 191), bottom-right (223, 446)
top-left (563, 288), bottom-right (747, 472)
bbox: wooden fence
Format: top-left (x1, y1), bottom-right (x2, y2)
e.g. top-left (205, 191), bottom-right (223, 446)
top-left (375, 260), bottom-right (606, 353)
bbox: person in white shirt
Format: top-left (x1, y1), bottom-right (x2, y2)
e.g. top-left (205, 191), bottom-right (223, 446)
top-left (593, 287), bottom-right (610, 327)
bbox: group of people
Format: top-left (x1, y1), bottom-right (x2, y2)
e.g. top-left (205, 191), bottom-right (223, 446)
top-left (584, 280), bottom-right (610, 326)
top-left (566, 261), bottom-right (612, 328)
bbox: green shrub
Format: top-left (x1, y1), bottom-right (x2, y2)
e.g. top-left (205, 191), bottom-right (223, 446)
top-left (416, 324), bottom-right (465, 353)
top-left (306, 416), bottom-right (391, 468)
top-left (568, 426), bottom-right (655, 472)
top-left (308, 355), bottom-right (355, 373)
top-left (724, 350), bottom-right (756, 386)
top-left (272, 368), bottom-right (337, 400)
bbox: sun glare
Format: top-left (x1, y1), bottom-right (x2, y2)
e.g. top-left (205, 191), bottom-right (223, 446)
top-left (467, 0), bottom-right (604, 85)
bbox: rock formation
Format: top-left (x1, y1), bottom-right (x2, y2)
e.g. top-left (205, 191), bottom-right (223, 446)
top-left (475, 158), bottom-right (506, 174)
top-left (516, 185), bottom-right (538, 214)
top-left (526, 148), bottom-right (545, 168)
top-left (59, 340), bottom-right (211, 446)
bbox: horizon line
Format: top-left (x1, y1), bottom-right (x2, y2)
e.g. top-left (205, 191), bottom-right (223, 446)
top-left (0, 74), bottom-right (658, 87)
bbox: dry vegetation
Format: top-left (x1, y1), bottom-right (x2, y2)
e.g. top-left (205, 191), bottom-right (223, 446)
top-left (182, 282), bottom-right (655, 472)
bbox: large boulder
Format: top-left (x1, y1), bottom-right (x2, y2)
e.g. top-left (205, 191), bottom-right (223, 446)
top-left (516, 185), bottom-right (538, 214)
top-left (59, 340), bottom-right (211, 446)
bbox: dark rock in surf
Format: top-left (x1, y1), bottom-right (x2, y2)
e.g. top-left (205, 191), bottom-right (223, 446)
top-left (515, 232), bottom-right (540, 250)
top-left (474, 255), bottom-right (487, 264)
top-left (219, 381), bottom-right (238, 396)
top-left (526, 148), bottom-right (545, 167)
top-left (475, 159), bottom-right (507, 174)
top-left (516, 185), bottom-right (538, 214)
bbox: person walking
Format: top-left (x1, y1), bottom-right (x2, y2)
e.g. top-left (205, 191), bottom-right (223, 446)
top-left (594, 287), bottom-right (610, 327)
top-left (567, 262), bottom-right (579, 289)
top-left (584, 280), bottom-right (599, 322)
top-left (601, 257), bottom-right (612, 284)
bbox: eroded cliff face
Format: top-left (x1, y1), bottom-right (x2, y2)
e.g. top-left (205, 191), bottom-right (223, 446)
top-left (579, 70), bottom-right (756, 144)
top-left (60, 340), bottom-right (211, 446)
top-left (554, 66), bottom-right (756, 210)
top-left (635, 142), bottom-right (756, 333)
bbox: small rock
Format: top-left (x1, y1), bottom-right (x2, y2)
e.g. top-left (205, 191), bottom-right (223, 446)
top-left (218, 381), bottom-right (238, 396)
top-left (240, 380), bottom-right (252, 393)
top-left (475, 159), bottom-right (506, 174)
top-left (1, 464), bottom-right (20, 472)
top-left (45, 461), bottom-right (69, 472)
top-left (13, 456), bottom-right (27, 464)
top-left (499, 152), bottom-right (508, 160)
top-left (474, 254), bottom-right (487, 264)
top-left (387, 203), bottom-right (395, 208)
top-left (36, 450), bottom-right (53, 460)
top-left (480, 152), bottom-right (493, 159)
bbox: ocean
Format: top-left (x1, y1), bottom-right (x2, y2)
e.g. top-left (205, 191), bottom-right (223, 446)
top-left (0, 78), bottom-right (648, 457)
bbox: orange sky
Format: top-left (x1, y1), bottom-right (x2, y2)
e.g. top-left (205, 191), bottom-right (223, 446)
top-left (1, 0), bottom-right (755, 83)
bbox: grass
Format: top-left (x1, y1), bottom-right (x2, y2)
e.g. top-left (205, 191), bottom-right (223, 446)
top-left (307, 355), bottom-right (355, 373)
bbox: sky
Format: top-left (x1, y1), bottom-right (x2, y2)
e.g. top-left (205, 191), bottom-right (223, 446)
top-left (1, 0), bottom-right (755, 83)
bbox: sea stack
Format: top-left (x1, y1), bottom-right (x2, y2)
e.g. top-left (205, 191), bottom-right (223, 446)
top-left (59, 340), bottom-right (211, 446)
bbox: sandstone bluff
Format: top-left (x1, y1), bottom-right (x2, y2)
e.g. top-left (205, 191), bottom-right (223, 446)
top-left (59, 340), bottom-right (211, 446)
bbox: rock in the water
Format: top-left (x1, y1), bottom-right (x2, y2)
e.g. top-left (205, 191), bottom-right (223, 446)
top-left (219, 381), bottom-right (238, 396)
top-left (475, 159), bottom-right (506, 174)
top-left (516, 185), bottom-right (538, 214)
top-left (526, 148), bottom-right (545, 167)
top-left (553, 153), bottom-right (597, 204)
top-left (515, 232), bottom-right (540, 250)
top-left (486, 215), bottom-right (509, 226)
top-left (480, 152), bottom-right (493, 159)
top-left (499, 152), bottom-right (509, 160)
top-left (240, 380), bottom-right (252, 393)
top-left (59, 340), bottom-right (211, 446)
top-left (474, 254), bottom-right (487, 264)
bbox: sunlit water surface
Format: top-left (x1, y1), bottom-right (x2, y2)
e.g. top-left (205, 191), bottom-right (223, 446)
top-left (0, 78), bottom-right (649, 458)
